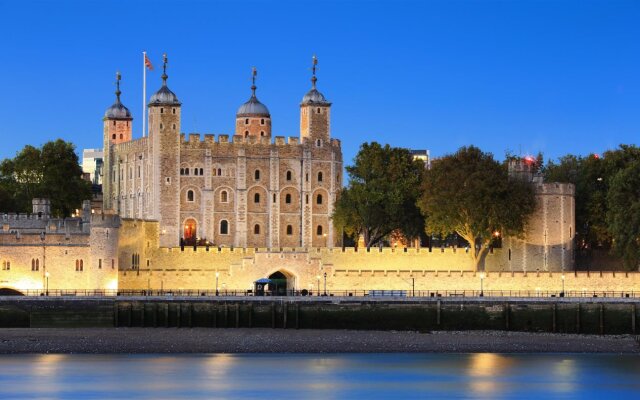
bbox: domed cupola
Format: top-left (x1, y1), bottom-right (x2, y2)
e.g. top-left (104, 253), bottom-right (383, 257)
top-left (235, 68), bottom-right (272, 139)
top-left (149, 54), bottom-right (181, 106)
top-left (301, 55), bottom-right (331, 106)
top-left (236, 68), bottom-right (270, 117)
top-left (104, 72), bottom-right (132, 120)
top-left (299, 55), bottom-right (332, 142)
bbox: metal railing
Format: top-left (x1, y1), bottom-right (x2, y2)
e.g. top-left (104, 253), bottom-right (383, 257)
top-left (2, 289), bottom-right (639, 299)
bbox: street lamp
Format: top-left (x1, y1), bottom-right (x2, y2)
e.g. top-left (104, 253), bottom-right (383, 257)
top-left (215, 272), bottom-right (219, 296)
top-left (45, 271), bottom-right (50, 296)
top-left (323, 272), bottom-right (327, 296)
top-left (410, 275), bottom-right (415, 297)
top-left (561, 274), bottom-right (565, 297)
top-left (316, 275), bottom-right (321, 296)
top-left (323, 233), bottom-right (328, 248)
top-left (479, 272), bottom-right (485, 297)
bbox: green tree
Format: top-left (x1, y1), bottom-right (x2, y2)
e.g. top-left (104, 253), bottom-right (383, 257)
top-left (606, 160), bottom-right (640, 270)
top-left (0, 140), bottom-right (90, 217)
top-left (332, 142), bottom-right (426, 249)
top-left (418, 146), bottom-right (536, 271)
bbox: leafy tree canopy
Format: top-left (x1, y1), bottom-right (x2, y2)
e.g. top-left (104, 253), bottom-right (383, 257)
top-left (606, 160), bottom-right (640, 270)
top-left (0, 139), bottom-right (91, 217)
top-left (418, 146), bottom-right (536, 270)
top-left (332, 142), bottom-right (426, 249)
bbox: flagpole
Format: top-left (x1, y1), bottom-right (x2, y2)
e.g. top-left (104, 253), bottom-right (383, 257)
top-left (142, 51), bottom-right (147, 138)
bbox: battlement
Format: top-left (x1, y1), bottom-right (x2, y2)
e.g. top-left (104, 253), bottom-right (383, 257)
top-left (112, 137), bottom-right (147, 153)
top-left (175, 132), bottom-right (342, 149)
top-left (89, 213), bottom-right (121, 228)
top-left (534, 182), bottom-right (575, 196)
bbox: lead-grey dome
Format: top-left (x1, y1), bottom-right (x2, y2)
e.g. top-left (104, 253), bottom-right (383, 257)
top-left (301, 88), bottom-right (330, 105)
top-left (149, 85), bottom-right (180, 105)
top-left (237, 94), bottom-right (270, 117)
top-left (104, 101), bottom-right (132, 119)
top-left (104, 72), bottom-right (132, 119)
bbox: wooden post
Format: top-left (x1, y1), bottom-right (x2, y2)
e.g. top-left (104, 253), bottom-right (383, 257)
top-left (224, 303), bottom-right (229, 328)
top-left (283, 303), bottom-right (288, 329)
top-left (177, 304), bottom-right (181, 328)
top-left (436, 300), bottom-right (441, 326)
top-left (599, 304), bottom-right (604, 335)
top-left (153, 303), bottom-right (157, 328)
top-left (632, 304), bottom-right (636, 335)
top-left (235, 304), bottom-right (240, 328)
top-left (128, 304), bottom-right (133, 327)
top-left (505, 303), bottom-right (510, 330)
top-left (271, 302), bottom-right (276, 328)
top-left (141, 303), bottom-right (145, 328)
top-left (552, 303), bottom-right (557, 333)
top-left (212, 305), bottom-right (217, 328)
top-left (188, 303), bottom-right (193, 328)
top-left (576, 303), bottom-right (580, 334)
top-left (164, 303), bottom-right (169, 328)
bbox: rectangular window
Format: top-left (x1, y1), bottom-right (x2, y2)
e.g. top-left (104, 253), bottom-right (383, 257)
top-left (98, 259), bottom-right (102, 269)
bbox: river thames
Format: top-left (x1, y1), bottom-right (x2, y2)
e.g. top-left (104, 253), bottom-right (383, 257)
top-left (0, 353), bottom-right (638, 399)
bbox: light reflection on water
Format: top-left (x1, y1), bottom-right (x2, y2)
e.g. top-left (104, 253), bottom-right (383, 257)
top-left (0, 353), bottom-right (638, 399)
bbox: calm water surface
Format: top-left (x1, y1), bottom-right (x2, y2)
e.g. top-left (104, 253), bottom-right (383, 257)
top-left (0, 353), bottom-right (638, 399)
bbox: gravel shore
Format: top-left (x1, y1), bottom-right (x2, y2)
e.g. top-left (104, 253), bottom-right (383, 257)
top-left (0, 329), bottom-right (638, 354)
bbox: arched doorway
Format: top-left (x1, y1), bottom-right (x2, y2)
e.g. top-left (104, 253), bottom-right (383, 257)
top-left (183, 219), bottom-right (197, 245)
top-left (268, 271), bottom-right (288, 296)
top-left (0, 288), bottom-right (25, 296)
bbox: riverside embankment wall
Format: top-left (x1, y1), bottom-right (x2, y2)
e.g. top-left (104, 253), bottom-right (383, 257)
top-left (0, 297), bottom-right (637, 335)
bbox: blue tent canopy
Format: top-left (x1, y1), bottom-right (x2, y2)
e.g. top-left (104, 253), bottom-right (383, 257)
top-left (254, 278), bottom-right (271, 284)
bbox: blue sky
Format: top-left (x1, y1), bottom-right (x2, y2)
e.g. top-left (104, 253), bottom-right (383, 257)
top-left (0, 0), bottom-right (638, 165)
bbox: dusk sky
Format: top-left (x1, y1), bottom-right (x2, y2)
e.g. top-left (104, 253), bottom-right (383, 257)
top-left (0, 0), bottom-right (638, 165)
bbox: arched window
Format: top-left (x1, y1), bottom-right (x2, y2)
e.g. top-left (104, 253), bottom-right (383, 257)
top-left (286, 171), bottom-right (292, 181)
top-left (254, 193), bottom-right (260, 203)
top-left (254, 224), bottom-right (260, 234)
top-left (221, 191), bottom-right (228, 203)
top-left (254, 169), bottom-right (260, 180)
top-left (199, 168), bottom-right (203, 175)
top-left (318, 172), bottom-right (323, 182)
top-left (217, 168), bottom-right (222, 176)
top-left (285, 193), bottom-right (292, 204)
top-left (316, 194), bottom-right (323, 205)
top-left (194, 168), bottom-right (199, 176)
top-left (160, 108), bottom-right (164, 114)
top-left (172, 108), bottom-right (176, 114)
top-left (317, 107), bottom-right (321, 113)
top-left (317, 225), bottom-right (323, 236)
top-left (245, 118), bottom-right (249, 125)
top-left (112, 134), bottom-right (116, 139)
top-left (260, 131), bottom-right (265, 137)
top-left (244, 131), bottom-right (249, 137)
top-left (316, 139), bottom-right (322, 147)
top-left (185, 168), bottom-right (189, 176)
top-left (286, 225), bottom-right (293, 235)
top-left (260, 118), bottom-right (265, 125)
top-left (187, 190), bottom-right (194, 202)
top-left (220, 220), bottom-right (229, 235)
top-left (120, 134), bottom-right (123, 140)
top-left (172, 123), bottom-right (176, 130)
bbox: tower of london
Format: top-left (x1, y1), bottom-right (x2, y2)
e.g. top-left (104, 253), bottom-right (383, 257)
top-left (102, 55), bottom-right (342, 249)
